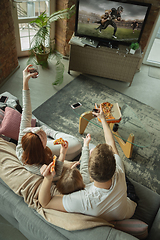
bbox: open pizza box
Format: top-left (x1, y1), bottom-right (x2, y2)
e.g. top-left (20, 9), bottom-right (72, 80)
top-left (95, 102), bottom-right (122, 123)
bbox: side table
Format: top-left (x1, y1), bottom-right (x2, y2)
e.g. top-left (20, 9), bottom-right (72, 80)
top-left (79, 110), bottom-right (134, 159)
top-left (72, 103), bottom-right (151, 159)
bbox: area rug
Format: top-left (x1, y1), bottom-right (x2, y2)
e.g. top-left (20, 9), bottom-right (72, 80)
top-left (33, 74), bottom-right (160, 195)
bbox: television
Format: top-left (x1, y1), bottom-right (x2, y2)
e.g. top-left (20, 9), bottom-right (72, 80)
top-left (75, 0), bottom-right (151, 48)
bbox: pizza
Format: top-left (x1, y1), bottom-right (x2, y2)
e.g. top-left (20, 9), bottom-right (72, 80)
top-left (50, 155), bottom-right (57, 172)
top-left (95, 102), bottom-right (115, 121)
top-left (53, 138), bottom-right (65, 145)
top-left (101, 102), bottom-right (115, 120)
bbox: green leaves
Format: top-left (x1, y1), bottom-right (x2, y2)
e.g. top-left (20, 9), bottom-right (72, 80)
top-left (30, 11), bottom-right (49, 28)
top-left (52, 52), bottom-right (65, 86)
top-left (130, 42), bottom-right (139, 50)
top-left (28, 4), bottom-right (75, 85)
top-left (48, 5), bottom-right (75, 23)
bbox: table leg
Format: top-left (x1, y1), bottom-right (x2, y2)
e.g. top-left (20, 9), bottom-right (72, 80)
top-left (79, 113), bottom-right (134, 158)
top-left (109, 123), bottom-right (134, 158)
top-left (79, 111), bottom-right (95, 134)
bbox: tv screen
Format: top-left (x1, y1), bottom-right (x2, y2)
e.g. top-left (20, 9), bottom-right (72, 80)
top-left (75, 0), bottom-right (151, 46)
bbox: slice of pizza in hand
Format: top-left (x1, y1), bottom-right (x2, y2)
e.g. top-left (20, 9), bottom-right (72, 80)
top-left (53, 138), bottom-right (65, 145)
top-left (50, 155), bottom-right (57, 173)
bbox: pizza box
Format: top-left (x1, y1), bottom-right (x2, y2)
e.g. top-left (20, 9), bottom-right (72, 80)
top-left (95, 102), bottom-right (122, 123)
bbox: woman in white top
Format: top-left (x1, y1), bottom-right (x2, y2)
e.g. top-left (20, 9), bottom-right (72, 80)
top-left (16, 65), bottom-right (82, 177)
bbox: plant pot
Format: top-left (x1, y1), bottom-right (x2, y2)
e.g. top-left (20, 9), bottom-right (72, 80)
top-left (34, 48), bottom-right (50, 65)
top-left (130, 49), bottom-right (136, 54)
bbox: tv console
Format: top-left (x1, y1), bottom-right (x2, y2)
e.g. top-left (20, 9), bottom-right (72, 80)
top-left (68, 42), bottom-right (142, 86)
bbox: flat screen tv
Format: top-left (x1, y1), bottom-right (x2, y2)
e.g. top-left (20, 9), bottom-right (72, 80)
top-left (75, 0), bottom-right (151, 47)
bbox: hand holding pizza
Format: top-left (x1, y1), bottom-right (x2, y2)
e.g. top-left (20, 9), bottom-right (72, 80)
top-left (60, 140), bottom-right (69, 156)
top-left (40, 162), bottom-right (56, 180)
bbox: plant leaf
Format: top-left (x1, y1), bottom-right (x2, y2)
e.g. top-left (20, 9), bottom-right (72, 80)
top-left (48, 5), bottom-right (75, 23)
top-left (52, 52), bottom-right (64, 85)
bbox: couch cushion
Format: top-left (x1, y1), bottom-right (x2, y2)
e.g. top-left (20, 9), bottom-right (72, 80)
top-left (0, 182), bottom-right (68, 240)
top-left (0, 107), bottom-right (36, 140)
top-left (0, 109), bottom-right (5, 124)
top-left (111, 219), bottom-right (148, 239)
top-left (129, 178), bottom-right (160, 231)
top-left (0, 92), bottom-right (22, 113)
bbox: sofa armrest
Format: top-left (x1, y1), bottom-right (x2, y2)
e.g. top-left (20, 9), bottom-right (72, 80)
top-left (0, 180), bottom-right (68, 240)
top-left (145, 208), bottom-right (160, 240)
top-left (129, 178), bottom-right (160, 232)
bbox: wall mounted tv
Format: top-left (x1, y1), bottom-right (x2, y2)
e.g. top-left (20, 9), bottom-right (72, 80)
top-left (75, 0), bottom-right (151, 47)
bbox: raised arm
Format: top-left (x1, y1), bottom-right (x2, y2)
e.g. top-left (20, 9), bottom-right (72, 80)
top-left (38, 162), bottom-right (66, 211)
top-left (23, 64), bottom-right (38, 90)
top-left (16, 65), bottom-right (39, 156)
top-left (92, 104), bottom-right (119, 155)
top-left (17, 65), bottom-right (37, 144)
top-left (38, 142), bottom-right (68, 211)
top-left (80, 134), bottom-right (91, 184)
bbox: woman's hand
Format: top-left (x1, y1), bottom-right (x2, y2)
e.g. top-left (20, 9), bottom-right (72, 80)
top-left (23, 64), bottom-right (38, 90)
top-left (82, 133), bottom-right (91, 147)
top-left (40, 162), bottom-right (56, 180)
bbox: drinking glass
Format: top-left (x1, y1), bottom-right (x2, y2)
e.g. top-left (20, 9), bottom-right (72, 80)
top-left (28, 65), bottom-right (39, 78)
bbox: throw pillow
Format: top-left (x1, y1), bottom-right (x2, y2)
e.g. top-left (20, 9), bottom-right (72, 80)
top-left (0, 109), bottom-right (5, 124)
top-left (111, 219), bottom-right (148, 239)
top-left (0, 107), bottom-right (36, 141)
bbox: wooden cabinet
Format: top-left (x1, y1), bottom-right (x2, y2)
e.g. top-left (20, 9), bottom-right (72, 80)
top-left (68, 44), bottom-right (142, 86)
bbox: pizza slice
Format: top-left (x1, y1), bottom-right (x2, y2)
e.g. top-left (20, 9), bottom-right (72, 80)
top-left (53, 138), bottom-right (65, 145)
top-left (50, 155), bottom-right (57, 172)
top-left (101, 102), bottom-right (115, 120)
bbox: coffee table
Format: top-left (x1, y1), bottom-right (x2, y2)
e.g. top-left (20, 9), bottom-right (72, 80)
top-left (72, 102), bottom-right (151, 159)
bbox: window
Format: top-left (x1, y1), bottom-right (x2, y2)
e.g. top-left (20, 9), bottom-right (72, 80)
top-left (17, 0), bottom-right (49, 18)
top-left (15, 0), bottom-right (50, 52)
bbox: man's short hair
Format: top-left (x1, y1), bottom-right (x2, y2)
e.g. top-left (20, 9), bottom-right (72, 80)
top-left (88, 144), bottom-right (116, 182)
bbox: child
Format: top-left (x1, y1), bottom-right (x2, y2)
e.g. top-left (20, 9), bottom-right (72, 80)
top-left (40, 134), bottom-right (92, 194)
top-left (56, 166), bottom-right (85, 194)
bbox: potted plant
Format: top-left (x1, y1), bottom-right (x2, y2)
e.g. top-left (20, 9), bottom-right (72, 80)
top-left (129, 42), bottom-right (140, 54)
top-left (27, 5), bottom-right (75, 85)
